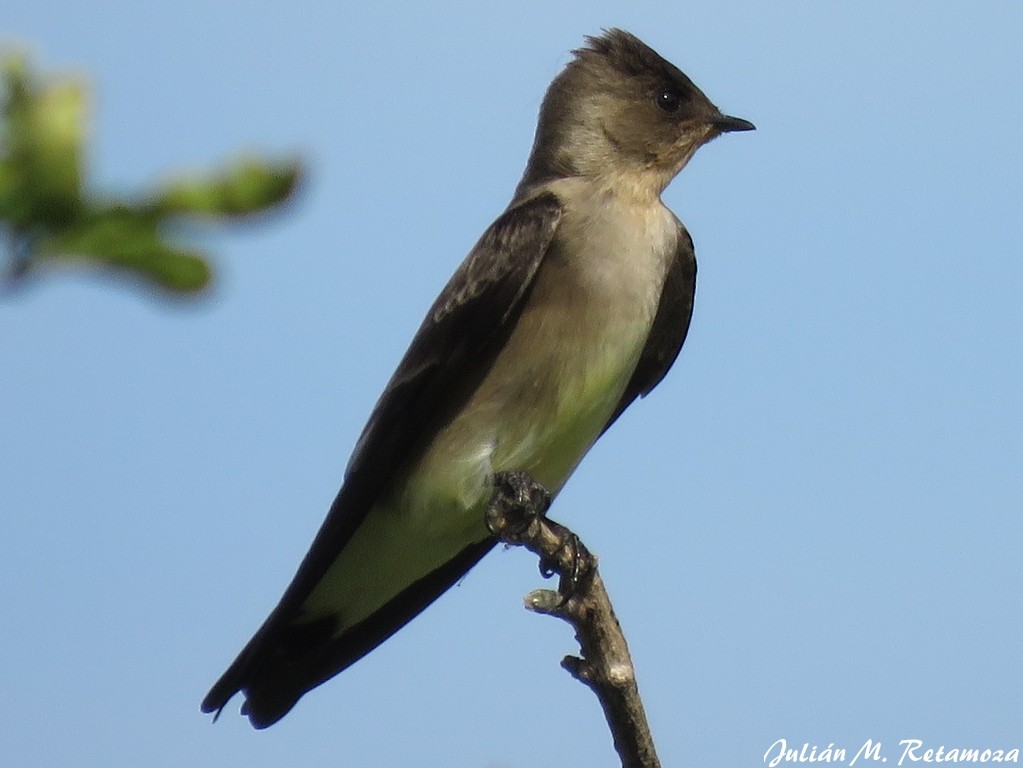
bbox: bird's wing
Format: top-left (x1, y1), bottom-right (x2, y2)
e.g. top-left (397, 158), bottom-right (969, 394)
top-left (201, 191), bottom-right (563, 726)
top-left (602, 221), bottom-right (697, 433)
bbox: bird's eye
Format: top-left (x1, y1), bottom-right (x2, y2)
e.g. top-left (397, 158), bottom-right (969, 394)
top-left (657, 88), bottom-right (681, 113)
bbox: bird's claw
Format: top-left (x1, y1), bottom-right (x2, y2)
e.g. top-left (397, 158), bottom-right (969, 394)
top-left (486, 470), bottom-right (551, 537)
top-left (486, 471), bottom-right (594, 606)
top-left (541, 525), bottom-right (595, 605)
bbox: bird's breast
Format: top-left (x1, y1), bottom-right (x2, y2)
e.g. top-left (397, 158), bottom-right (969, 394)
top-left (406, 186), bottom-right (678, 518)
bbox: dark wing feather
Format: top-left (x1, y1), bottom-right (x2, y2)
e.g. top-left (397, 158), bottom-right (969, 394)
top-left (603, 221), bottom-right (697, 433)
top-left (237, 537), bottom-right (497, 728)
top-left (201, 192), bottom-right (563, 724)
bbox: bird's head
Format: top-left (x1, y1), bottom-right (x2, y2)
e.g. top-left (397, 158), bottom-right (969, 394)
top-left (521, 29), bottom-right (754, 196)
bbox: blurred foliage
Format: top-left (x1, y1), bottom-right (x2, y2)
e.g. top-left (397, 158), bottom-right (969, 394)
top-left (0, 52), bottom-right (302, 295)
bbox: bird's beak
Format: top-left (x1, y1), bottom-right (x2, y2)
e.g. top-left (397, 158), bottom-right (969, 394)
top-left (711, 113), bottom-right (756, 133)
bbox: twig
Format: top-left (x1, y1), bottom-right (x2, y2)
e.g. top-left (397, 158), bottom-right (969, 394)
top-left (487, 471), bottom-right (661, 768)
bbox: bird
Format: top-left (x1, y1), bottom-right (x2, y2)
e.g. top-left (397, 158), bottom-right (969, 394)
top-left (202, 28), bottom-right (754, 728)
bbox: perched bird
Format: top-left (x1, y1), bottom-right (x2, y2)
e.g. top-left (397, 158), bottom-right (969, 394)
top-left (203, 28), bottom-right (753, 728)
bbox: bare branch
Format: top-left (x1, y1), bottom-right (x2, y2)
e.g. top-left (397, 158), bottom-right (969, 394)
top-left (487, 471), bottom-right (661, 768)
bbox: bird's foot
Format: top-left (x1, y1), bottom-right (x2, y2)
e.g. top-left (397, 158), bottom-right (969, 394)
top-left (486, 470), bottom-right (551, 537)
top-left (486, 470), bottom-right (594, 602)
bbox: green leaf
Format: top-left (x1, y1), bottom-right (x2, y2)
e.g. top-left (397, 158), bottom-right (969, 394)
top-left (1, 52), bottom-right (86, 228)
top-left (1, 52), bottom-right (301, 298)
top-left (154, 157), bottom-right (302, 218)
top-left (38, 211), bottom-right (212, 293)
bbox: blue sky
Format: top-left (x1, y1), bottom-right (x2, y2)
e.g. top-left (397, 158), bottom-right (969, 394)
top-left (3, 2), bottom-right (1022, 767)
